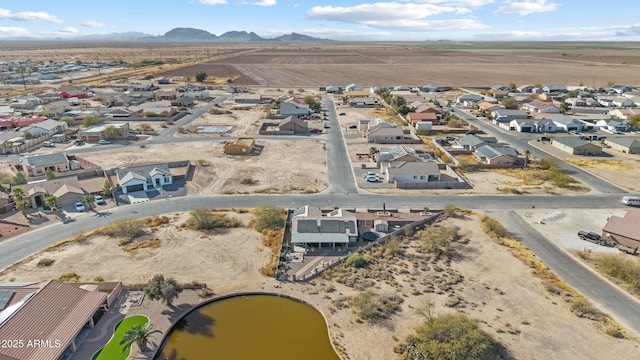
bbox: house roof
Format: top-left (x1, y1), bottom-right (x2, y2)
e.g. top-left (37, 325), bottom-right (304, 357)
top-left (552, 136), bottom-right (601, 149)
top-left (493, 109), bottom-right (528, 117)
top-left (457, 134), bottom-right (497, 148)
top-left (474, 145), bottom-right (518, 159)
top-left (407, 112), bottom-right (437, 121)
top-left (0, 280), bottom-right (106, 360)
top-left (603, 215), bottom-right (640, 241)
top-left (368, 126), bottom-right (404, 137)
top-left (23, 152), bottom-right (68, 168)
top-left (116, 163), bottom-right (171, 184)
top-left (291, 206), bottom-right (357, 243)
top-left (379, 146), bottom-right (419, 162)
top-left (605, 137), bottom-right (640, 148)
top-left (387, 161), bottom-right (440, 175)
top-left (278, 116), bottom-right (307, 128)
top-left (20, 177), bottom-right (84, 198)
top-left (29, 119), bottom-right (62, 131)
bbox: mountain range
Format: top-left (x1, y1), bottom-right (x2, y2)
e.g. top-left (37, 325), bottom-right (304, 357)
top-left (0, 28), bottom-right (330, 42)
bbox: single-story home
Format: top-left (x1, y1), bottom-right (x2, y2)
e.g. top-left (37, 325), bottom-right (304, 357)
top-left (473, 145), bottom-right (518, 166)
top-left (551, 115), bottom-right (586, 132)
top-left (22, 119), bottom-right (67, 137)
top-left (457, 134), bottom-right (498, 150)
top-left (115, 163), bottom-right (173, 194)
top-left (278, 116), bottom-right (308, 134)
top-left (509, 118), bottom-right (557, 133)
top-left (367, 123), bottom-right (405, 143)
top-left (406, 112), bottom-right (437, 127)
top-left (280, 101), bottom-right (310, 117)
top-left (456, 94), bottom-right (484, 107)
top-left (596, 119), bottom-right (629, 133)
top-left (385, 161), bottom-right (441, 184)
top-left (551, 137), bottom-right (602, 155)
top-left (602, 210), bottom-right (640, 250)
top-left (18, 176), bottom-right (86, 209)
top-left (522, 100), bottom-right (559, 114)
top-left (78, 122), bottom-right (130, 142)
top-left (604, 137), bottom-right (640, 154)
top-left (22, 152), bottom-right (72, 177)
top-left (291, 206), bottom-right (358, 249)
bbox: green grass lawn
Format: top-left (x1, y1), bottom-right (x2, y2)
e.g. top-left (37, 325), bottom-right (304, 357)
top-left (93, 315), bottom-right (148, 360)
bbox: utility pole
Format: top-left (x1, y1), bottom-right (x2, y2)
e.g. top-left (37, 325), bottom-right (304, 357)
top-left (18, 65), bottom-right (27, 91)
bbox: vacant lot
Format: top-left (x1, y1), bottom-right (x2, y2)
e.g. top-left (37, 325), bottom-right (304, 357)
top-left (159, 46), bottom-right (640, 87)
top-left (1, 212), bottom-right (636, 359)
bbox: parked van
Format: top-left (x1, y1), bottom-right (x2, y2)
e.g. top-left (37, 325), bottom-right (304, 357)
top-left (622, 196), bottom-right (640, 206)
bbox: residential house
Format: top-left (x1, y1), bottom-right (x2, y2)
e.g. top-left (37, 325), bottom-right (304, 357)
top-left (115, 163), bottom-right (173, 194)
top-left (385, 161), bottom-right (441, 185)
top-left (102, 95), bottom-right (133, 107)
top-left (345, 83), bottom-right (363, 92)
top-left (473, 145), bottom-right (518, 166)
top-left (516, 84), bottom-right (535, 93)
top-left (522, 100), bottom-right (559, 114)
top-left (59, 85), bottom-right (90, 99)
top-left (602, 210), bottom-right (640, 250)
top-left (42, 100), bottom-right (70, 117)
top-left (0, 280), bottom-right (109, 360)
top-left (491, 109), bottom-right (529, 123)
top-left (278, 116), bottom-right (308, 134)
top-left (348, 97), bottom-right (377, 107)
top-left (456, 94), bottom-right (484, 107)
top-left (325, 86), bottom-right (341, 94)
top-left (565, 97), bottom-right (600, 107)
top-left (457, 135), bottom-right (498, 150)
top-left (551, 115), bottom-right (586, 132)
top-left (551, 137), bottom-right (602, 155)
top-left (609, 108), bottom-right (640, 120)
top-left (9, 96), bottom-right (43, 110)
top-left (22, 119), bottom-right (67, 137)
top-left (509, 118), bottom-right (556, 133)
top-left (343, 90), bottom-right (370, 99)
top-left (367, 123), bottom-right (405, 143)
top-left (609, 84), bottom-right (632, 95)
top-left (19, 176), bottom-right (86, 209)
top-left (78, 122), bottom-right (130, 142)
top-left (378, 146), bottom-right (424, 173)
top-left (171, 96), bottom-right (195, 107)
top-left (612, 97), bottom-right (636, 108)
top-left (129, 104), bottom-right (176, 118)
top-left (291, 206), bottom-right (358, 249)
top-left (422, 85), bottom-right (451, 93)
top-left (279, 101), bottom-right (310, 118)
top-left (22, 152), bottom-right (72, 177)
top-left (477, 101), bottom-right (504, 114)
top-left (103, 108), bottom-right (134, 118)
top-left (542, 85), bottom-right (568, 93)
top-left (604, 137), bottom-right (640, 154)
top-left (127, 91), bottom-right (154, 104)
top-left (154, 90), bottom-right (180, 101)
top-left (128, 83), bottom-right (158, 92)
top-left (596, 118), bottom-right (630, 133)
top-left (492, 89), bottom-right (509, 100)
top-left (406, 112), bottom-right (437, 127)
top-left (412, 102), bottom-right (442, 115)
top-left (234, 94), bottom-right (262, 104)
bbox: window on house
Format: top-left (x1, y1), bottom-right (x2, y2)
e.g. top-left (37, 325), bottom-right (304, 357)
top-left (164, 177), bottom-right (171, 184)
top-left (413, 175), bottom-right (418, 179)
top-left (420, 175), bottom-right (425, 180)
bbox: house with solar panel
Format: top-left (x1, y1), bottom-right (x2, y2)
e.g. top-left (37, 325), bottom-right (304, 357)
top-left (291, 206), bottom-right (358, 250)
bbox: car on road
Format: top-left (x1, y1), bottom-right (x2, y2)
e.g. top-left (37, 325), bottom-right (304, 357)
top-left (98, 139), bottom-right (111, 145)
top-left (42, 141), bottom-right (55, 147)
top-left (324, 125), bottom-right (330, 129)
top-left (94, 195), bottom-right (106, 205)
top-left (310, 128), bottom-right (323, 133)
top-left (74, 201), bottom-right (86, 212)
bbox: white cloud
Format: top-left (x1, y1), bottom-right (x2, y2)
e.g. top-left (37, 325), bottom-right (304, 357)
top-left (60, 27), bottom-right (79, 33)
top-left (493, 0), bottom-right (557, 15)
top-left (82, 20), bottom-right (105, 28)
top-left (0, 26), bottom-right (29, 36)
top-left (307, 2), bottom-right (487, 31)
top-left (198, 0), bottom-right (228, 4)
top-left (238, 0), bottom-right (277, 6)
top-left (0, 7), bottom-right (63, 24)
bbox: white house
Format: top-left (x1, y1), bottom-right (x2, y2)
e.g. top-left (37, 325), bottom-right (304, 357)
top-left (22, 119), bottom-right (68, 136)
top-left (509, 118), bottom-right (557, 133)
top-left (522, 100), bottom-right (559, 114)
top-left (116, 163), bottom-right (173, 194)
top-left (596, 119), bottom-right (629, 133)
top-left (385, 161), bottom-right (441, 184)
top-left (291, 206), bottom-right (358, 249)
top-left (279, 101), bottom-right (310, 117)
top-left (551, 115), bottom-right (586, 132)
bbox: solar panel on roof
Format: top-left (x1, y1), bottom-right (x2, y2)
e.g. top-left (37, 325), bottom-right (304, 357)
top-left (0, 289), bottom-right (15, 310)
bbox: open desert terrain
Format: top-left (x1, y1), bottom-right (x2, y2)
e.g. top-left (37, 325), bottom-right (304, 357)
top-left (0, 211), bottom-right (637, 360)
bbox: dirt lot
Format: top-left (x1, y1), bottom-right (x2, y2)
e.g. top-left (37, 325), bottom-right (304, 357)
top-left (158, 46), bottom-right (640, 87)
top-left (1, 211), bottom-right (637, 359)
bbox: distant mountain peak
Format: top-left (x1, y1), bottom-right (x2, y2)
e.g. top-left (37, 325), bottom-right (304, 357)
top-left (162, 27), bottom-right (217, 40)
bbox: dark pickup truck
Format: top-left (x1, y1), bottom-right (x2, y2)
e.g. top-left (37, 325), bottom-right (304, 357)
top-left (578, 231), bottom-right (614, 247)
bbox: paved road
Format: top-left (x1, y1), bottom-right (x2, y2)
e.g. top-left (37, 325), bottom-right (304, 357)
top-left (322, 95), bottom-right (358, 194)
top-left (489, 209), bottom-right (640, 337)
top-left (453, 106), bottom-right (625, 194)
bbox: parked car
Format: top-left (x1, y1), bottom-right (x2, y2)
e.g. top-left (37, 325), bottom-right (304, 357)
top-left (94, 195), bottom-right (106, 205)
top-left (74, 201), bottom-right (86, 212)
top-left (365, 175), bottom-right (380, 182)
top-left (310, 128), bottom-right (323, 133)
top-left (42, 141), bottom-right (55, 147)
top-left (323, 125), bottom-right (330, 129)
top-left (348, 125), bottom-right (357, 129)
top-left (75, 139), bottom-right (84, 146)
top-left (339, 112), bottom-right (346, 116)
top-left (578, 230), bottom-right (602, 242)
top-left (98, 139), bottom-right (111, 145)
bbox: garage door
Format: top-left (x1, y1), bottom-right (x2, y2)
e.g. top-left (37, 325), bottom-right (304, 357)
top-left (125, 184), bottom-right (144, 193)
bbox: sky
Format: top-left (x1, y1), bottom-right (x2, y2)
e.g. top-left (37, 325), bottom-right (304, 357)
top-left (0, 0), bottom-right (639, 42)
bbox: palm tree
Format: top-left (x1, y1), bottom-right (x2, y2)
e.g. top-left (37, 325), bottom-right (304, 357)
top-left (45, 195), bottom-right (58, 216)
top-left (15, 200), bottom-right (28, 218)
top-left (119, 323), bottom-right (162, 353)
top-left (81, 193), bottom-right (95, 211)
top-left (523, 149), bottom-right (531, 168)
top-left (11, 186), bottom-right (25, 201)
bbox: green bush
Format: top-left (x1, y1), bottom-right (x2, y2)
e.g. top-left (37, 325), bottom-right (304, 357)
top-left (396, 313), bottom-right (505, 360)
top-left (251, 205), bottom-right (285, 233)
top-left (57, 272), bottom-right (80, 283)
top-left (100, 218), bottom-right (145, 244)
top-left (345, 253), bottom-right (369, 268)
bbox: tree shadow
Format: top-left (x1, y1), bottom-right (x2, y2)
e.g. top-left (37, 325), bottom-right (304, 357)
top-left (162, 303), bottom-right (215, 338)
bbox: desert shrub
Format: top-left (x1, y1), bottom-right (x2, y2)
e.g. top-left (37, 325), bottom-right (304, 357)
top-left (570, 297), bottom-right (604, 321)
top-left (93, 276), bottom-right (104, 282)
top-left (346, 253), bottom-right (369, 268)
top-left (594, 254), bottom-right (640, 295)
top-left (37, 258), bottom-right (55, 267)
top-left (146, 216), bottom-right (170, 227)
top-left (250, 205), bottom-right (285, 233)
top-left (420, 227), bottom-right (458, 259)
top-left (480, 215), bottom-right (508, 238)
top-left (122, 238), bottom-right (161, 253)
top-left (241, 177), bottom-right (256, 185)
top-left (199, 287), bottom-right (216, 298)
top-left (186, 208), bottom-right (240, 230)
top-left (57, 272), bottom-right (80, 283)
top-left (442, 204), bottom-right (458, 217)
top-left (351, 289), bottom-right (403, 322)
top-left (396, 313), bottom-right (505, 360)
top-left (100, 218), bottom-right (145, 244)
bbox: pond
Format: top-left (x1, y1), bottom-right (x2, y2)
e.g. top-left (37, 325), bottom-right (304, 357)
top-left (155, 293), bottom-right (339, 360)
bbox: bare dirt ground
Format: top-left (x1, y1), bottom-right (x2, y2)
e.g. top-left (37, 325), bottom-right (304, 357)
top-left (76, 140), bottom-right (328, 195)
top-left (1, 212), bottom-right (637, 359)
top-left (158, 46), bottom-right (640, 87)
